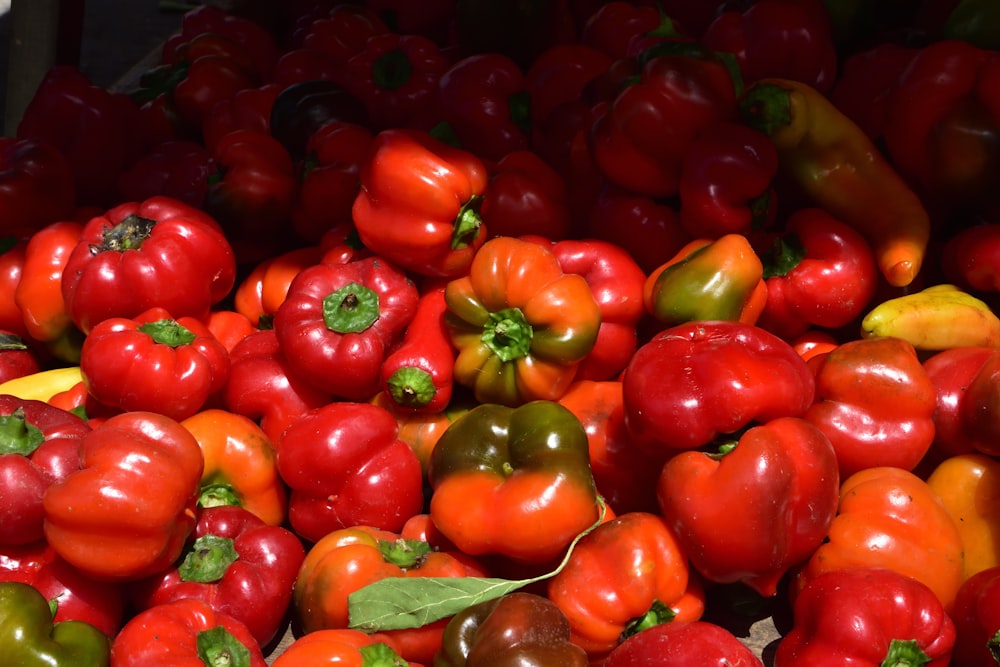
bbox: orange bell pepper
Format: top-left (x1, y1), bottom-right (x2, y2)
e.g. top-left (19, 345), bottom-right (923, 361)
top-left (926, 452), bottom-right (1000, 581)
top-left (180, 408), bottom-right (287, 527)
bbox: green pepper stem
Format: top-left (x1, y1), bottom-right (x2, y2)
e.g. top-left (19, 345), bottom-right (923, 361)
top-left (138, 319), bottom-right (197, 347)
top-left (386, 367), bottom-right (437, 409)
top-left (481, 307), bottom-right (533, 362)
top-left (179, 535), bottom-right (239, 583)
top-left (452, 195), bottom-right (483, 250)
top-left (196, 626), bottom-right (253, 667)
top-left (323, 282), bottom-right (380, 333)
top-left (0, 408), bottom-right (45, 456)
top-left (880, 638), bottom-right (932, 667)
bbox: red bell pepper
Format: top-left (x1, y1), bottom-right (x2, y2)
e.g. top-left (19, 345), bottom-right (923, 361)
top-left (181, 409), bottom-right (287, 527)
top-left (588, 41), bottom-right (741, 198)
top-left (580, 1), bottom-right (688, 59)
top-left (530, 237), bottom-right (647, 382)
top-left (276, 401), bottom-right (425, 542)
top-left (883, 39), bottom-right (1000, 211)
top-left (221, 328), bottom-right (332, 444)
top-left (622, 320), bottom-right (816, 455)
top-left (379, 283), bottom-right (456, 414)
top-left (291, 120), bottom-right (374, 245)
top-left (450, 0), bottom-right (577, 71)
top-left (109, 598), bottom-right (267, 667)
top-left (804, 336), bottom-right (937, 479)
top-left (547, 511), bottom-right (705, 659)
top-left (42, 411), bottom-right (204, 582)
top-left (115, 139), bottom-right (214, 209)
top-left (755, 207), bottom-right (879, 340)
top-left (12, 221), bottom-right (83, 363)
top-left (604, 620), bottom-right (764, 667)
top-left (201, 83), bottom-right (280, 155)
top-left (942, 223), bottom-right (1000, 292)
top-left (950, 565), bottom-right (1000, 667)
top-left (829, 42), bottom-right (918, 141)
top-left (427, 400), bottom-right (601, 564)
top-left (0, 238), bottom-right (28, 339)
top-left (353, 128), bottom-right (490, 278)
top-left (0, 539), bottom-right (125, 637)
top-left (272, 256), bottom-right (419, 401)
top-left (923, 346), bottom-right (1000, 458)
top-left (678, 120), bottom-right (779, 239)
top-left (80, 307), bottom-right (230, 422)
top-left (434, 53), bottom-right (531, 162)
top-left (204, 128), bottom-right (300, 265)
top-left (657, 416), bottom-right (839, 597)
top-left (775, 567), bottom-right (956, 667)
top-left (0, 396), bottom-right (91, 545)
top-left (130, 505), bottom-right (305, 647)
top-left (61, 196), bottom-right (237, 335)
top-left (167, 4), bottom-right (281, 83)
top-left (270, 629), bottom-right (409, 667)
top-left (0, 332), bottom-right (40, 384)
top-left (523, 43), bottom-right (613, 140)
top-left (268, 79), bottom-right (370, 163)
top-left (201, 309), bottom-right (255, 355)
top-left (480, 150), bottom-right (572, 241)
top-left (300, 4), bottom-right (391, 66)
top-left (700, 0), bottom-right (838, 93)
top-left (0, 137), bottom-right (75, 240)
top-left (342, 33), bottom-right (451, 131)
top-left (16, 65), bottom-right (144, 207)
top-left (293, 524), bottom-right (489, 665)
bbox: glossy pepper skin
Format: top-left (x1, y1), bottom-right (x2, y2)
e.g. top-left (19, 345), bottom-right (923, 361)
top-left (80, 307), bottom-right (231, 422)
top-left (109, 597), bottom-right (267, 667)
top-left (352, 128), bottom-right (490, 278)
top-left (293, 525), bottom-right (489, 665)
top-left (926, 453), bottom-right (1000, 580)
top-left (884, 40), bottom-right (1000, 211)
top-left (42, 411), bottom-right (204, 583)
top-left (444, 236), bottom-right (601, 407)
top-left (0, 137), bottom-right (75, 240)
top-left (0, 581), bottom-right (111, 666)
top-left (129, 506), bottom-right (305, 648)
top-left (700, 0), bottom-right (838, 93)
top-left (776, 567), bottom-right (956, 667)
top-left (924, 346), bottom-right (1000, 459)
top-left (60, 195), bottom-right (237, 334)
top-left (803, 336), bottom-right (937, 479)
top-left (273, 256), bottom-right (419, 401)
top-left (276, 401), bottom-right (424, 542)
top-left (547, 511), bottom-right (705, 659)
top-left (0, 540), bottom-right (125, 637)
top-left (755, 207), bottom-right (878, 340)
top-left (739, 77), bottom-right (930, 288)
top-left (950, 565), bottom-right (1000, 667)
top-left (480, 150), bottom-right (572, 241)
top-left (0, 396), bottom-right (91, 545)
top-left (643, 233), bottom-right (768, 328)
top-left (942, 223), bottom-right (1000, 292)
top-left (589, 42), bottom-right (740, 198)
top-left (181, 409), bottom-right (287, 527)
top-left (0, 331), bottom-right (40, 384)
top-left (657, 416), bottom-right (839, 597)
top-left (434, 592), bottom-right (588, 667)
top-left (621, 320), bottom-right (816, 455)
top-left (604, 620), bottom-right (764, 667)
top-left (794, 466), bottom-right (966, 615)
top-left (427, 401), bottom-right (601, 564)
top-left (271, 629), bottom-right (408, 667)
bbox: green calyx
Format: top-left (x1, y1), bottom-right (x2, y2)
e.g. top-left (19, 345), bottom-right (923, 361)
top-left (323, 282), bottom-right (380, 333)
top-left (739, 83), bottom-right (793, 138)
top-left (0, 408), bottom-right (45, 456)
top-left (372, 49), bottom-right (413, 91)
top-left (198, 484), bottom-right (242, 510)
top-left (376, 538), bottom-right (432, 569)
top-left (359, 643), bottom-right (409, 667)
top-left (620, 599), bottom-right (676, 642)
top-left (880, 638), bottom-right (931, 667)
top-left (481, 308), bottom-right (533, 362)
top-left (138, 319), bottom-right (197, 347)
top-left (452, 195), bottom-right (483, 250)
top-left (386, 367), bottom-right (437, 409)
top-left (179, 535), bottom-right (239, 583)
top-left (762, 234), bottom-right (807, 279)
top-left (197, 626), bottom-right (253, 667)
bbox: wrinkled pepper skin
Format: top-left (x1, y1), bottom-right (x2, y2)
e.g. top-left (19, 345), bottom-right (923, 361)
top-left (42, 411), bottom-right (204, 582)
top-left (950, 565), bottom-right (1000, 667)
top-left (621, 320), bottom-right (816, 455)
top-left (0, 580), bottom-right (111, 667)
top-left (803, 336), bottom-right (937, 479)
top-left (657, 416), bottom-right (839, 597)
top-left (546, 511), bottom-right (705, 658)
top-left (794, 466), bottom-right (966, 615)
top-left (0, 396), bottom-right (91, 545)
top-left (434, 592), bottom-right (588, 667)
top-left (427, 401), bottom-right (600, 564)
top-left (444, 236), bottom-right (602, 407)
top-left (604, 620), bottom-right (764, 667)
top-left (775, 567), bottom-right (956, 667)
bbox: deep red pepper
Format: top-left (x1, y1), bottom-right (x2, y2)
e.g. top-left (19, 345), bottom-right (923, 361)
top-left (523, 43), bottom-right (613, 142)
top-left (201, 83), bottom-right (281, 155)
top-left (923, 346), bottom-right (1000, 458)
top-left (0, 539), bottom-right (125, 637)
top-left (829, 42), bottom-right (918, 141)
top-left (379, 283), bottom-right (456, 414)
top-left (678, 120), bottom-right (779, 239)
top-left (0, 137), bottom-right (76, 240)
top-left (605, 620), bottom-right (764, 666)
top-left (276, 401), bottom-right (425, 541)
top-left (300, 4), bottom-right (391, 66)
top-left (115, 139), bottom-right (214, 209)
top-left (363, 0), bottom-right (456, 43)
top-left (0, 238), bottom-right (28, 339)
top-left (942, 223), bottom-right (1000, 292)
top-left (434, 53), bottom-right (531, 162)
top-left (950, 565), bottom-right (1000, 667)
top-left (0, 332), bottom-right (40, 384)
top-left (480, 150), bottom-right (573, 241)
top-left (580, 0), bottom-right (688, 59)
top-left (130, 506), bottom-right (305, 648)
top-left (167, 4), bottom-right (281, 83)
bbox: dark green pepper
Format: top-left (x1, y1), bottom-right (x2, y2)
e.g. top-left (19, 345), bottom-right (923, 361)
top-left (427, 401), bottom-right (600, 564)
top-left (0, 581), bottom-right (110, 667)
top-left (434, 592), bottom-right (588, 667)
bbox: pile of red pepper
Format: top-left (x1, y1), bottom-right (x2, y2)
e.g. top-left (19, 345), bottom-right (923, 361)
top-left (2, 0), bottom-right (1000, 665)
